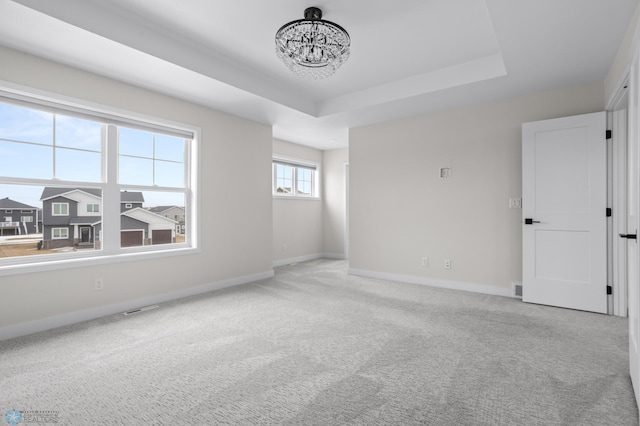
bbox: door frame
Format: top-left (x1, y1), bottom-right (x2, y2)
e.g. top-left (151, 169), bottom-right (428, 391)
top-left (607, 85), bottom-right (629, 318)
top-left (608, 84), bottom-right (629, 317)
top-left (607, 51), bottom-right (640, 413)
top-left (344, 162), bottom-right (349, 260)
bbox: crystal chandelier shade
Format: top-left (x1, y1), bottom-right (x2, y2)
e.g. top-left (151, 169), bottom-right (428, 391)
top-left (275, 7), bottom-right (351, 79)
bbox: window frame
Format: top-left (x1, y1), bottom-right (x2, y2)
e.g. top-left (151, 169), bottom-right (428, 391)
top-left (51, 227), bottom-right (69, 239)
top-left (272, 156), bottom-right (320, 199)
top-left (86, 204), bottom-right (100, 213)
top-left (52, 202), bottom-right (69, 216)
top-left (0, 84), bottom-right (200, 276)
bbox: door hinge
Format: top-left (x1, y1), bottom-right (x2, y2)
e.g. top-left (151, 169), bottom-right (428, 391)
top-left (606, 207), bottom-right (612, 217)
top-left (607, 285), bottom-right (613, 295)
top-left (606, 130), bottom-right (612, 140)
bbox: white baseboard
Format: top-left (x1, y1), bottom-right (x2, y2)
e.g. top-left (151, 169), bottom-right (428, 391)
top-left (0, 270), bottom-right (275, 342)
top-left (348, 268), bottom-right (512, 298)
top-left (272, 253), bottom-right (346, 267)
top-left (322, 252), bottom-right (347, 260)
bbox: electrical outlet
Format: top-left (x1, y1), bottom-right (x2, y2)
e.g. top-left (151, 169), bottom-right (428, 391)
top-left (94, 277), bottom-right (104, 291)
top-left (421, 257), bottom-right (429, 267)
top-left (509, 198), bottom-right (522, 209)
top-left (444, 259), bottom-right (452, 270)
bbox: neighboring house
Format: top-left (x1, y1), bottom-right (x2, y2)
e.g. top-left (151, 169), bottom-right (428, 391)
top-left (40, 188), bottom-right (102, 250)
top-left (0, 197), bottom-right (41, 236)
top-left (120, 207), bottom-right (178, 247)
top-left (148, 205), bottom-right (185, 234)
top-left (120, 191), bottom-right (144, 212)
top-left (40, 188), bottom-right (177, 249)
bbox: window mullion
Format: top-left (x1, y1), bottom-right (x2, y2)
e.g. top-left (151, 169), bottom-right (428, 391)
top-left (102, 124), bottom-right (120, 254)
top-left (52, 114), bottom-right (57, 179)
top-left (152, 134), bottom-right (156, 186)
top-left (272, 163), bottom-right (277, 194)
top-left (293, 167), bottom-right (298, 196)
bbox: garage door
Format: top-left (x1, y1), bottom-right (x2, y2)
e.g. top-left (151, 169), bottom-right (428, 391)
top-left (121, 230), bottom-right (143, 247)
top-left (152, 229), bottom-right (172, 245)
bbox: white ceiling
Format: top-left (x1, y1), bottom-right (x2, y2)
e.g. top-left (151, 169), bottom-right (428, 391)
top-left (0, 0), bottom-right (637, 149)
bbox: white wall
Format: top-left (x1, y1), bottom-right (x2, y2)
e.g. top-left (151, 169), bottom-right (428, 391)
top-left (272, 139), bottom-right (323, 265)
top-left (0, 46), bottom-right (273, 335)
top-left (323, 148), bottom-right (349, 258)
top-left (349, 81), bottom-right (604, 295)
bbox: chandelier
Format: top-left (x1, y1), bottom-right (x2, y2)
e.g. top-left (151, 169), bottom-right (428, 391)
top-left (275, 7), bottom-right (351, 79)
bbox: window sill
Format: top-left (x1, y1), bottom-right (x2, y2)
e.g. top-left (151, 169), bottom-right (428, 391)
top-left (273, 195), bottom-right (321, 201)
top-left (0, 245), bottom-right (200, 277)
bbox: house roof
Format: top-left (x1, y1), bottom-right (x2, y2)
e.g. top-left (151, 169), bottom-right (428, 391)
top-left (40, 187), bottom-right (101, 201)
top-left (148, 205), bottom-right (183, 213)
top-left (40, 187), bottom-right (144, 203)
top-left (122, 207), bottom-right (177, 225)
top-left (121, 191), bottom-right (145, 203)
top-left (0, 197), bottom-right (39, 210)
top-left (69, 217), bottom-right (102, 225)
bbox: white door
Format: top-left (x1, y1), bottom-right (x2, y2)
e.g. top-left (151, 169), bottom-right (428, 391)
top-left (522, 112), bottom-right (607, 313)
top-left (626, 55), bottom-right (640, 409)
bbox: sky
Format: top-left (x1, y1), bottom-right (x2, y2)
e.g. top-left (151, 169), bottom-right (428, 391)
top-left (0, 102), bottom-right (186, 208)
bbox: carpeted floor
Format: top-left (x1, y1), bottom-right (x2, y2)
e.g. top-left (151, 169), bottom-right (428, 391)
top-left (0, 259), bottom-right (637, 425)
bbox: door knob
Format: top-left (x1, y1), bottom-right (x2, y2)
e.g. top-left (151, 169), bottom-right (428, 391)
top-left (620, 233), bottom-right (637, 240)
top-left (524, 218), bottom-right (540, 225)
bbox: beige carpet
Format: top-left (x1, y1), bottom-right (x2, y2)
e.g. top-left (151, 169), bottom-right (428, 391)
top-left (0, 259), bottom-right (637, 425)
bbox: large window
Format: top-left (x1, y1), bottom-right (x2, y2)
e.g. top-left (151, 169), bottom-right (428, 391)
top-left (0, 89), bottom-right (198, 272)
top-left (273, 157), bottom-right (319, 198)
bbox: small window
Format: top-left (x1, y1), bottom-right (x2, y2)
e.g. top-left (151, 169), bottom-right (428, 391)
top-left (52, 203), bottom-right (69, 216)
top-left (273, 158), bottom-right (318, 198)
top-left (21, 209), bottom-right (32, 213)
top-left (52, 228), bottom-right (69, 239)
top-left (21, 216), bottom-right (33, 222)
top-left (87, 204), bottom-right (100, 213)
top-left (125, 203), bottom-right (132, 209)
top-left (4, 210), bottom-right (11, 213)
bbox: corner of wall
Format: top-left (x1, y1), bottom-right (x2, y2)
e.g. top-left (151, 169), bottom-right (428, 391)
top-left (605, 2), bottom-right (640, 106)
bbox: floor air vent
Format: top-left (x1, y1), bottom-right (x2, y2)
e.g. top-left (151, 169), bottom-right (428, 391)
top-left (123, 305), bottom-right (159, 316)
top-left (512, 283), bottom-right (523, 299)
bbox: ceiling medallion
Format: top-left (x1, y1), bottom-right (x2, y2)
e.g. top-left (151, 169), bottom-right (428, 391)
top-left (275, 7), bottom-right (351, 80)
